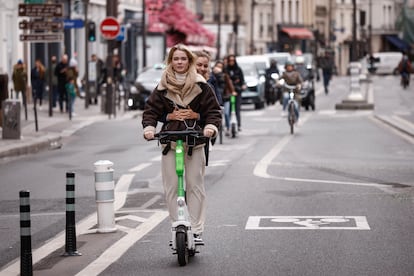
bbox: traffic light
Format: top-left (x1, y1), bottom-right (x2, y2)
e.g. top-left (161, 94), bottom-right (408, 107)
top-left (88, 21), bottom-right (96, 42)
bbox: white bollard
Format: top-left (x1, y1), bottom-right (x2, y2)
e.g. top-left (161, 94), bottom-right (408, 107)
top-left (94, 160), bottom-right (117, 233)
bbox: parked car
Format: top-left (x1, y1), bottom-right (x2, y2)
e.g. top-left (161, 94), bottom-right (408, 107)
top-left (128, 64), bottom-right (165, 110)
top-left (236, 55), bottom-right (267, 109)
top-left (370, 52), bottom-right (402, 75)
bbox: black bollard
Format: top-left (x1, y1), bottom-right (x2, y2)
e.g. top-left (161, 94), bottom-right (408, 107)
top-left (63, 172), bottom-right (82, 256)
top-left (19, 190), bottom-right (33, 276)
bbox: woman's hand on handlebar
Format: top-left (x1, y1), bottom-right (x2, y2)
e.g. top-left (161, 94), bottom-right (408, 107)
top-left (144, 130), bottom-right (155, 140)
top-left (203, 128), bottom-right (215, 138)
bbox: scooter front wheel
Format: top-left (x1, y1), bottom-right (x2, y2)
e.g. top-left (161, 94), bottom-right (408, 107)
top-left (176, 231), bottom-right (189, 266)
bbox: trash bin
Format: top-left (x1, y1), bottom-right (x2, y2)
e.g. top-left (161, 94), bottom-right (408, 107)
top-left (0, 74), bottom-right (9, 128)
top-left (2, 100), bottom-right (21, 139)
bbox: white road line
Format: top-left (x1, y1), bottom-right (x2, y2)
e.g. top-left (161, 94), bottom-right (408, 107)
top-left (253, 135), bottom-right (292, 178)
top-left (253, 113), bottom-right (391, 189)
top-left (128, 163), bottom-right (151, 172)
top-left (75, 211), bottom-right (168, 276)
top-left (114, 174), bottom-right (135, 211)
top-left (151, 155), bottom-right (161, 162)
top-left (0, 173), bottom-right (137, 275)
top-left (140, 194), bottom-right (162, 209)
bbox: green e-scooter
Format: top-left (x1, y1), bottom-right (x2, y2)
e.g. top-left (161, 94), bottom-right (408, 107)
top-left (154, 130), bottom-right (209, 266)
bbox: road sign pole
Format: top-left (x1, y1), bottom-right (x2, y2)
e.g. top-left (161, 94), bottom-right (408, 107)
top-left (84, 0), bottom-right (90, 109)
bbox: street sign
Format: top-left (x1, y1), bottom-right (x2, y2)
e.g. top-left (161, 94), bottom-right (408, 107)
top-left (100, 17), bottom-right (120, 40)
top-left (116, 25), bottom-right (126, 42)
top-left (63, 19), bottom-right (84, 29)
top-left (19, 20), bottom-right (63, 31)
top-left (20, 33), bottom-right (63, 42)
top-left (18, 3), bottom-right (63, 17)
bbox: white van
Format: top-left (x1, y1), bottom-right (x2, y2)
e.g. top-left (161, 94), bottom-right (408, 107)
top-left (371, 52), bottom-right (402, 75)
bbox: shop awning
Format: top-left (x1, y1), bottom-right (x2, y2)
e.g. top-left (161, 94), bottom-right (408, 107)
top-left (281, 27), bottom-right (314, 40)
top-left (385, 35), bottom-right (410, 50)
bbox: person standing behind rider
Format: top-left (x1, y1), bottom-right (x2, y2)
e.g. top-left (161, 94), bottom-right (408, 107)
top-left (212, 60), bottom-right (236, 136)
top-left (142, 44), bottom-right (222, 243)
top-left (398, 53), bottom-right (412, 86)
top-left (281, 61), bottom-right (302, 118)
top-left (194, 50), bottom-right (223, 105)
top-left (265, 59), bottom-right (279, 105)
top-left (225, 54), bottom-right (246, 131)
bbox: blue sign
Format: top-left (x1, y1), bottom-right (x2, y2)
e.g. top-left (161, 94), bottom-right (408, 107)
top-left (63, 19), bottom-right (84, 29)
top-left (116, 25), bottom-right (126, 41)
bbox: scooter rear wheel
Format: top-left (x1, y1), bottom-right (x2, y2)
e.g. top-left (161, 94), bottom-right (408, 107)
top-left (231, 123), bottom-right (237, 138)
top-left (176, 231), bottom-right (188, 266)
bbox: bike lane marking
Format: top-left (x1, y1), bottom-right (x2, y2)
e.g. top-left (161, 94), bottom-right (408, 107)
top-left (245, 216), bottom-right (370, 230)
top-left (75, 210), bottom-right (169, 276)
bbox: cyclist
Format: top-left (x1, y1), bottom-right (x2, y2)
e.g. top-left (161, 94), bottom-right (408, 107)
top-left (280, 61), bottom-right (302, 119)
top-left (142, 44), bottom-right (222, 244)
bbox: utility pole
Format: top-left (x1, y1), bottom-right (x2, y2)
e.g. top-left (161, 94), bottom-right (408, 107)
top-left (250, 0), bottom-right (256, 54)
top-left (328, 0), bottom-right (332, 49)
top-left (142, 0), bottom-right (147, 68)
top-left (216, 0), bottom-right (222, 60)
top-left (84, 0), bottom-right (90, 109)
top-left (106, 0), bottom-right (118, 118)
top-left (233, 0), bottom-right (238, 55)
top-left (351, 0), bottom-right (357, 61)
top-left (368, 0), bottom-right (372, 56)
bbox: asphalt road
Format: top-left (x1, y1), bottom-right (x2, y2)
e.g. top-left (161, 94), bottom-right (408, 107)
top-left (1, 75), bottom-right (414, 275)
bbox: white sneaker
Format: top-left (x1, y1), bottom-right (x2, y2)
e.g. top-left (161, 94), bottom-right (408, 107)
top-left (281, 111), bottom-right (287, 117)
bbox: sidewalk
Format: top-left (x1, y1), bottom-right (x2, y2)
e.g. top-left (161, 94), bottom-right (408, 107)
top-left (0, 97), bottom-right (140, 159)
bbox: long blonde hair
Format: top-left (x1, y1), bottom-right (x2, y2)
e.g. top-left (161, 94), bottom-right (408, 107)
top-left (160, 44), bottom-right (198, 99)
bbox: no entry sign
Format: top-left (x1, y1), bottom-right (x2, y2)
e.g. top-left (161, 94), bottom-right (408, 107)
top-left (100, 17), bottom-right (120, 40)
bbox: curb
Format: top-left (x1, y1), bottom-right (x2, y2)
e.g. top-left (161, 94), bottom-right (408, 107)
top-left (0, 134), bottom-right (62, 159)
top-left (374, 114), bottom-right (414, 138)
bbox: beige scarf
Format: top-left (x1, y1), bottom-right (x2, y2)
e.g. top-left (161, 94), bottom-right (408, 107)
top-left (158, 64), bottom-right (206, 107)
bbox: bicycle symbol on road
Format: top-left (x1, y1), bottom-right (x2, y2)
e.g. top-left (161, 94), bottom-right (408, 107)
top-left (245, 216), bottom-right (370, 230)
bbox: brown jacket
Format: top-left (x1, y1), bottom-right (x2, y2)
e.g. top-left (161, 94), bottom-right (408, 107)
top-left (142, 81), bottom-right (222, 140)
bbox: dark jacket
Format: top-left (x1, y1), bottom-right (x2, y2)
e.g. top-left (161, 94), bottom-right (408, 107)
top-left (142, 81), bottom-right (221, 140)
top-left (212, 70), bottom-right (235, 102)
top-left (54, 62), bottom-right (68, 84)
top-left (225, 64), bottom-right (245, 93)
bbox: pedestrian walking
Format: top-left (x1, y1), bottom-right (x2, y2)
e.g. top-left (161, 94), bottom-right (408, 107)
top-left (55, 54), bottom-right (69, 112)
top-left (31, 58), bottom-right (46, 108)
top-left (49, 56), bottom-right (58, 108)
top-left (224, 54), bottom-right (246, 131)
top-left (318, 51), bottom-right (334, 94)
top-left (65, 77), bottom-right (77, 115)
top-left (12, 59), bottom-right (27, 100)
top-left (142, 44), bottom-right (221, 243)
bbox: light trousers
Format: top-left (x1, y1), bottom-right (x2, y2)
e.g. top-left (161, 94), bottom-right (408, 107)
top-left (161, 146), bottom-right (206, 234)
